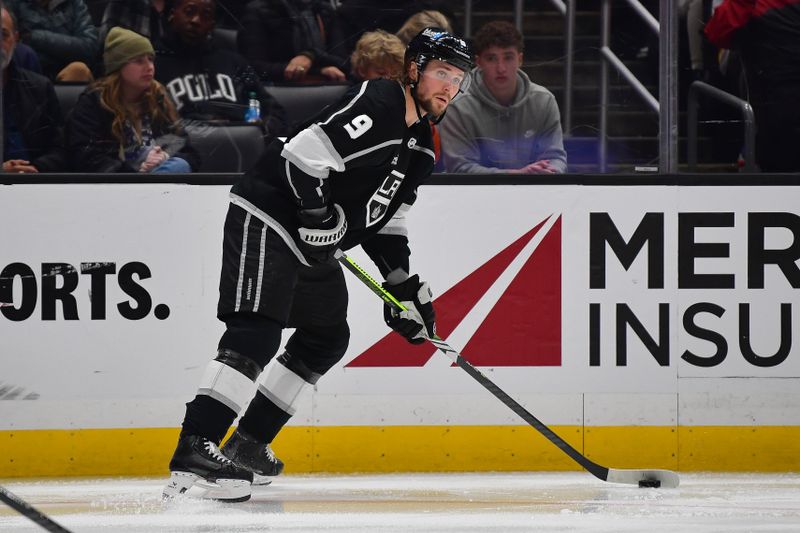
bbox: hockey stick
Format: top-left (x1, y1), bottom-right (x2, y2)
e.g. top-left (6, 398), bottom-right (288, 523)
top-left (0, 485), bottom-right (72, 532)
top-left (335, 250), bottom-right (679, 489)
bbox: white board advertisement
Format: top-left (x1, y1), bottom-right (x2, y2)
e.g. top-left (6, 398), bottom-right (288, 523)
top-left (1, 183), bottom-right (799, 430)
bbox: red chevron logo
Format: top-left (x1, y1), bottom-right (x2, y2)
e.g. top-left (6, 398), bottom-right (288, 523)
top-left (346, 215), bottom-right (562, 367)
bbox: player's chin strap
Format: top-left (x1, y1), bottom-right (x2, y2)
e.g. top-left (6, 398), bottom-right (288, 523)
top-left (429, 106), bottom-right (448, 126)
top-left (409, 60), bottom-right (439, 125)
top-left (409, 80), bottom-right (427, 124)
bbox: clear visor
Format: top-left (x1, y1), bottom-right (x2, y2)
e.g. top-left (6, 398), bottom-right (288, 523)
top-left (452, 69), bottom-right (472, 101)
top-left (420, 66), bottom-right (472, 99)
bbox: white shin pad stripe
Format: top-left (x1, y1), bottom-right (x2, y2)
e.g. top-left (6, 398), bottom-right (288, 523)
top-left (257, 360), bottom-right (310, 415)
top-left (252, 224), bottom-right (267, 312)
top-left (197, 360), bottom-right (257, 414)
top-left (234, 213), bottom-right (252, 312)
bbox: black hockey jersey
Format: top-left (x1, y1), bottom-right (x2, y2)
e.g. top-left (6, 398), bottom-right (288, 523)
top-left (230, 79), bottom-right (435, 275)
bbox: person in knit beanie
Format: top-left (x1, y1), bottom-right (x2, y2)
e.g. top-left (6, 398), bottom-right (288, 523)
top-left (103, 26), bottom-right (155, 75)
top-left (65, 27), bottom-right (198, 173)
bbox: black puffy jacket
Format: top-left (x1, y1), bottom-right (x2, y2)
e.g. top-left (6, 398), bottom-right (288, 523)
top-left (3, 62), bottom-right (67, 171)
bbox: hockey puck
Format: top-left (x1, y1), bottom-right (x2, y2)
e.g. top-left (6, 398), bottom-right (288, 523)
top-left (638, 479), bottom-right (661, 488)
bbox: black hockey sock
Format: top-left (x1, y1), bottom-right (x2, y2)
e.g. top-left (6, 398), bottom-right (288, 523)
top-left (180, 395), bottom-right (238, 444)
top-left (237, 392), bottom-right (292, 444)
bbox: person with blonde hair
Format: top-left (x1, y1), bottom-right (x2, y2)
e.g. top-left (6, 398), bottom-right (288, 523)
top-left (395, 10), bottom-right (452, 44)
top-left (66, 27), bottom-right (197, 173)
top-left (350, 29), bottom-right (405, 81)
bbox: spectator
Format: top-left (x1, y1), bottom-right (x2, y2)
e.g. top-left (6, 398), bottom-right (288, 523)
top-left (2, 7), bottom-right (66, 173)
top-left (66, 27), bottom-right (198, 173)
top-left (5, 0), bottom-right (98, 81)
top-left (705, 0), bottom-right (800, 172)
top-left (237, 0), bottom-right (347, 83)
top-left (395, 9), bottom-right (452, 45)
top-left (349, 30), bottom-right (405, 81)
top-left (440, 21), bottom-right (567, 174)
top-left (99, 0), bottom-right (172, 46)
top-left (155, 0), bottom-right (287, 136)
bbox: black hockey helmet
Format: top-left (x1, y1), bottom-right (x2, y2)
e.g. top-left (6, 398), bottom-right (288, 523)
top-left (405, 27), bottom-right (475, 78)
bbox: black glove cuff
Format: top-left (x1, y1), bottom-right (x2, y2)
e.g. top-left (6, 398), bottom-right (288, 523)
top-left (382, 274), bottom-right (421, 300)
top-left (298, 206), bottom-right (336, 229)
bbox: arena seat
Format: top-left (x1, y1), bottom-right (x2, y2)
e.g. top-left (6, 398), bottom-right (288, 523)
top-left (212, 27), bottom-right (238, 51)
top-left (185, 123), bottom-right (266, 173)
top-left (54, 83), bottom-right (88, 120)
top-left (264, 84), bottom-right (351, 129)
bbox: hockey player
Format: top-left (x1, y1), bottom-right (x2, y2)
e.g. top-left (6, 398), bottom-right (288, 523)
top-left (163, 27), bottom-right (474, 502)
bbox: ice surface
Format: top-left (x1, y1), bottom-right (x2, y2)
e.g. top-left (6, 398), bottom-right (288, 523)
top-left (1, 472), bottom-right (799, 532)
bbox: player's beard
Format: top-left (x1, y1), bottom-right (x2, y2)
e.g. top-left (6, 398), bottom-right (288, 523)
top-left (417, 91), bottom-right (449, 119)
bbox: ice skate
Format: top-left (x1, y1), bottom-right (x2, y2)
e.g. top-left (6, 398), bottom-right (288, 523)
top-left (163, 434), bottom-right (253, 502)
top-left (222, 429), bottom-right (284, 486)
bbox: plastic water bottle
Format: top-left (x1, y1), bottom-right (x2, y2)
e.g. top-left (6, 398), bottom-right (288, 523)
top-left (244, 92), bottom-right (261, 123)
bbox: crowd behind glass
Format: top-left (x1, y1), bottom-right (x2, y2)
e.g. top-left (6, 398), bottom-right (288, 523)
top-left (2, 0), bottom-right (798, 175)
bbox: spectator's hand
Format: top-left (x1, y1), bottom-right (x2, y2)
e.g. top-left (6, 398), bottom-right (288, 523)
top-left (284, 55), bottom-right (313, 81)
top-left (3, 159), bottom-right (38, 173)
top-left (139, 146), bottom-right (169, 173)
top-left (320, 66), bottom-right (346, 82)
top-left (514, 160), bottom-right (557, 174)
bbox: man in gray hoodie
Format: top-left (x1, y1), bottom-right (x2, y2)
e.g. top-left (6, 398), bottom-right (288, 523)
top-left (440, 20), bottom-right (567, 174)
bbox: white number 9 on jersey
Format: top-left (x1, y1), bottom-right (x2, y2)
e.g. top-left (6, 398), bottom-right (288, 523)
top-left (343, 114), bottom-right (374, 139)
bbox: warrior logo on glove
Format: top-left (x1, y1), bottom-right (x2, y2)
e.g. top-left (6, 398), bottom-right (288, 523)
top-left (297, 204), bottom-right (347, 262)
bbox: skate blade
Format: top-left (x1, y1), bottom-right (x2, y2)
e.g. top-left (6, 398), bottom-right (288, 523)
top-left (163, 471), bottom-right (251, 502)
top-left (252, 473), bottom-right (274, 486)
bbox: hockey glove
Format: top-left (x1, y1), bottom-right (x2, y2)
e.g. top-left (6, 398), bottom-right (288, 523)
top-left (297, 204), bottom-right (347, 264)
top-left (382, 274), bottom-right (436, 344)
